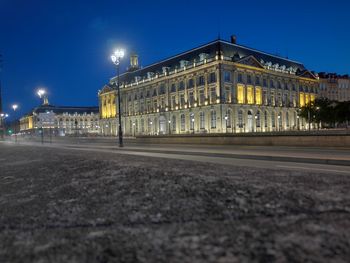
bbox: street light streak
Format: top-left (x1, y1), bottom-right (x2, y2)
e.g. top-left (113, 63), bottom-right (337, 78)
top-left (276, 165), bottom-right (350, 174)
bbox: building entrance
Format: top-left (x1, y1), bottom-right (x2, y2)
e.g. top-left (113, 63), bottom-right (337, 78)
top-left (247, 110), bottom-right (253, 132)
top-left (159, 116), bottom-right (166, 134)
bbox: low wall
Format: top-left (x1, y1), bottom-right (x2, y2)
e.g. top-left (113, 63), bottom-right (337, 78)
top-left (136, 132), bottom-right (350, 147)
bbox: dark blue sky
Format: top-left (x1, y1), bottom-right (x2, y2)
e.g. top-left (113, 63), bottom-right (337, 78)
top-left (0, 0), bottom-right (349, 118)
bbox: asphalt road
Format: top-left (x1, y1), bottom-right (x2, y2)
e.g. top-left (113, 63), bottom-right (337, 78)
top-left (4, 136), bottom-right (350, 175)
top-left (0, 142), bottom-right (350, 262)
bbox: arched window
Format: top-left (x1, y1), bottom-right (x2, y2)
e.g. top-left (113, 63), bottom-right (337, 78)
top-left (210, 110), bottom-right (216, 128)
top-left (226, 109), bottom-right (232, 128)
top-left (278, 113), bottom-right (282, 128)
top-left (271, 112), bottom-right (276, 128)
top-left (190, 113), bottom-right (195, 130)
top-left (180, 114), bottom-right (185, 131)
top-left (135, 119), bottom-right (138, 133)
top-left (141, 119), bottom-right (144, 132)
top-left (264, 111), bottom-right (268, 128)
top-left (172, 115), bottom-right (176, 131)
top-left (200, 112), bottom-right (205, 129)
top-left (129, 120), bottom-right (132, 133)
top-left (148, 118), bottom-right (152, 133)
top-left (256, 111), bottom-right (261, 128)
top-left (238, 110), bottom-right (243, 128)
top-left (286, 112), bottom-right (289, 127)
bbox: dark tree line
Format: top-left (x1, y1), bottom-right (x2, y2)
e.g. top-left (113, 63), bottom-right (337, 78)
top-left (299, 98), bottom-right (350, 128)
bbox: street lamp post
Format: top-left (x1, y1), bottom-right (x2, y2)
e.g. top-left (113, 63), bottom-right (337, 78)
top-left (224, 116), bottom-right (228, 133)
top-left (111, 49), bottom-right (125, 147)
top-left (36, 89), bottom-right (46, 144)
top-left (0, 113), bottom-right (8, 139)
top-left (168, 120), bottom-right (171, 135)
top-left (12, 104), bottom-right (18, 143)
top-left (191, 117), bottom-right (195, 134)
top-left (47, 111), bottom-right (52, 143)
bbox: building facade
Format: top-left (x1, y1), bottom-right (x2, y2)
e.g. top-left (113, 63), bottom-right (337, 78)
top-left (99, 37), bottom-right (319, 136)
top-left (20, 104), bottom-right (100, 136)
top-left (319, 73), bottom-right (350, 102)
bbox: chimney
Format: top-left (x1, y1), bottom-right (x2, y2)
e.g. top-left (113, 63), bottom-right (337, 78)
top-left (230, 35), bottom-right (237, 44)
top-left (129, 53), bottom-right (139, 71)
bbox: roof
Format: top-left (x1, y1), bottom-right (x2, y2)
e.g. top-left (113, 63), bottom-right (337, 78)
top-left (32, 105), bottom-right (99, 115)
top-left (111, 39), bottom-right (308, 85)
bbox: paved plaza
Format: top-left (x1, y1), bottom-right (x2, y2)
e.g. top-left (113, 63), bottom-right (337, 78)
top-left (0, 142), bottom-right (349, 262)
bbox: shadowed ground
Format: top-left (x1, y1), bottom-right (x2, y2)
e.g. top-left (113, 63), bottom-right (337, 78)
top-left (0, 143), bottom-right (349, 262)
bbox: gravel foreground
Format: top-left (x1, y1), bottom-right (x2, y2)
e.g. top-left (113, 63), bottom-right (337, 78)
top-left (0, 144), bottom-right (349, 263)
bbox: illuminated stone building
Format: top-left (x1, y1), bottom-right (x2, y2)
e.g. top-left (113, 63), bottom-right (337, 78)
top-left (99, 36), bottom-right (319, 136)
top-left (20, 104), bottom-right (99, 136)
top-left (319, 73), bottom-right (350, 102)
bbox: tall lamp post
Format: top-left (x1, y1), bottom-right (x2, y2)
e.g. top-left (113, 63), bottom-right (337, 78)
top-left (37, 89), bottom-right (46, 144)
top-left (111, 49), bottom-right (125, 147)
top-left (0, 113), bottom-right (8, 139)
top-left (12, 104), bottom-right (18, 142)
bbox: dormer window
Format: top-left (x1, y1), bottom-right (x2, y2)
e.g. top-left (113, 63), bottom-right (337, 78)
top-left (180, 60), bottom-right (189, 68)
top-left (199, 53), bottom-right (208, 61)
top-left (162, 67), bottom-right (169, 75)
top-left (147, 72), bottom-right (154, 79)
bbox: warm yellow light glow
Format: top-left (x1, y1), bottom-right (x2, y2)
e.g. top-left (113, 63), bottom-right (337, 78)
top-left (237, 85), bottom-right (245, 104)
top-left (299, 92), bottom-right (305, 107)
top-left (100, 92), bottom-right (117, 119)
top-left (255, 87), bottom-right (262, 105)
top-left (247, 86), bottom-right (254, 104)
top-left (305, 94), bottom-right (310, 105)
top-left (310, 94), bottom-right (315, 102)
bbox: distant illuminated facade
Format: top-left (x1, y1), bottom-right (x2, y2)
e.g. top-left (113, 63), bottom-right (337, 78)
top-left (20, 104), bottom-right (99, 136)
top-left (319, 73), bottom-right (350, 102)
top-left (99, 36), bottom-right (319, 136)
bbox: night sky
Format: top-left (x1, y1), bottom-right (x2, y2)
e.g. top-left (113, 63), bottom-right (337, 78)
top-left (0, 0), bottom-right (349, 119)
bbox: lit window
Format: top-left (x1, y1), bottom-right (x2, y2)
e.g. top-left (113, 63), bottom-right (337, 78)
top-left (247, 86), bottom-right (254, 104)
top-left (237, 85), bottom-right (245, 104)
top-left (299, 92), bottom-right (305, 107)
top-left (255, 87), bottom-right (262, 105)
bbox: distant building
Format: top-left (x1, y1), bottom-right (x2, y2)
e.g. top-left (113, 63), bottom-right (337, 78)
top-left (319, 73), bottom-right (350, 102)
top-left (99, 36), bottom-right (319, 136)
top-left (20, 104), bottom-right (99, 136)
